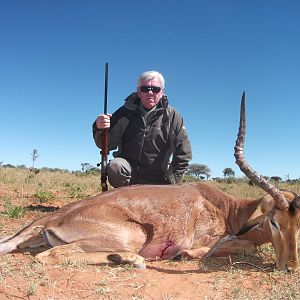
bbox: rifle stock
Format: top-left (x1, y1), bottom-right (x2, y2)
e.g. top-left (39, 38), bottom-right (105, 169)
top-left (101, 63), bottom-right (109, 192)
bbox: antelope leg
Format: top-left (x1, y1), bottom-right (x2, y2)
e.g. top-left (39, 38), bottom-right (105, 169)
top-left (35, 242), bottom-right (146, 269)
top-left (208, 239), bottom-right (256, 257)
top-left (180, 238), bottom-right (256, 259)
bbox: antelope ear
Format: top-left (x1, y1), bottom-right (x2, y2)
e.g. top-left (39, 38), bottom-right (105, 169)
top-left (292, 196), bottom-right (300, 209)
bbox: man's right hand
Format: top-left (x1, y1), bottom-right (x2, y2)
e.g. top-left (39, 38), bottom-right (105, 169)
top-left (96, 113), bottom-right (112, 129)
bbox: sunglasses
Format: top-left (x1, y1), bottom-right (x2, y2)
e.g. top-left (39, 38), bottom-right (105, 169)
top-left (140, 86), bottom-right (162, 94)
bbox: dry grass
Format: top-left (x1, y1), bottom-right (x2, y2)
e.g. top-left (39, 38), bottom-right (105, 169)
top-left (205, 179), bottom-right (300, 199)
top-left (0, 167), bottom-right (101, 207)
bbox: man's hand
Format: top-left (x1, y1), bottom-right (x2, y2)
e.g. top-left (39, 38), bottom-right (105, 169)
top-left (96, 113), bottom-right (112, 129)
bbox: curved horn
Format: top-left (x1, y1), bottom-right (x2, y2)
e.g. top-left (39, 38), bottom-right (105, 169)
top-left (234, 92), bottom-right (289, 210)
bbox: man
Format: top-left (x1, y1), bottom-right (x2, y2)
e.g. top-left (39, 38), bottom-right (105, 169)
top-left (93, 70), bottom-right (192, 187)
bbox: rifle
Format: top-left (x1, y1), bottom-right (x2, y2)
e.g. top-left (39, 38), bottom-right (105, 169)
top-left (100, 62), bottom-right (109, 192)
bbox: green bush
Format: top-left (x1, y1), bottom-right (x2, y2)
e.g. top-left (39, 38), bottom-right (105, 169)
top-left (3, 198), bottom-right (26, 219)
top-left (63, 183), bottom-right (87, 198)
top-left (34, 190), bottom-right (55, 203)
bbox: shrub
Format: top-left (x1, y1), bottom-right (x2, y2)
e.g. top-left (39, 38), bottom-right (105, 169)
top-left (33, 190), bottom-right (55, 203)
top-left (3, 198), bottom-right (26, 219)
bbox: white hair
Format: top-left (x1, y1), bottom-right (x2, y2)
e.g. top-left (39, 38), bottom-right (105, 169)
top-left (137, 71), bottom-right (165, 89)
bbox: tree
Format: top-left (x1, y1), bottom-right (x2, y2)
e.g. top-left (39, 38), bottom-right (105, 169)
top-left (81, 163), bottom-right (93, 173)
top-left (271, 176), bottom-right (282, 182)
top-left (31, 149), bottom-right (40, 169)
top-left (223, 167), bottom-right (235, 177)
top-left (187, 163), bottom-right (211, 180)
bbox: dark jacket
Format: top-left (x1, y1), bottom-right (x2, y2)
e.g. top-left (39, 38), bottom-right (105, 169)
top-left (93, 92), bottom-right (192, 184)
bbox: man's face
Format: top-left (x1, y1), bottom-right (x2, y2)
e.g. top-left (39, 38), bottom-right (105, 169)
top-left (137, 78), bottom-right (163, 109)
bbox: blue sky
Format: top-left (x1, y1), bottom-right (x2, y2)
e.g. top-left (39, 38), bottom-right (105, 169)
top-left (1, 0), bottom-right (299, 179)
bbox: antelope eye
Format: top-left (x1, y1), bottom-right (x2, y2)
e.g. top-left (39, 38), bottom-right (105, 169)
top-left (270, 218), bottom-right (279, 229)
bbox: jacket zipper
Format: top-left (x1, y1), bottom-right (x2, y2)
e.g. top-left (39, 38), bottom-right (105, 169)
top-left (136, 117), bottom-right (147, 175)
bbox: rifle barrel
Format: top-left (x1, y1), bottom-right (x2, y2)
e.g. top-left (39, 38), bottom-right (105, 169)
top-left (104, 63), bottom-right (108, 114)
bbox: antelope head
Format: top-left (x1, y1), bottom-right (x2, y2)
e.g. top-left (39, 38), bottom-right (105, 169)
top-left (234, 92), bottom-right (300, 272)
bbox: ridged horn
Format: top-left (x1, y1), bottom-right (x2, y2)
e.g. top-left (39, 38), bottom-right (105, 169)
top-left (234, 92), bottom-right (289, 210)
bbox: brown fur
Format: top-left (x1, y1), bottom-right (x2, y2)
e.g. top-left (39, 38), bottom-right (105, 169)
top-left (1, 183), bottom-right (299, 271)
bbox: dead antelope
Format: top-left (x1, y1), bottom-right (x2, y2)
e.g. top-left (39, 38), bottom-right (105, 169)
top-left (1, 93), bottom-right (299, 271)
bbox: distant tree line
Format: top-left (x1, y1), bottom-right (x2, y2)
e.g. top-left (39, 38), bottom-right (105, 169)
top-left (186, 163), bottom-right (300, 183)
top-left (0, 161), bottom-right (102, 175)
top-left (1, 153), bottom-right (300, 183)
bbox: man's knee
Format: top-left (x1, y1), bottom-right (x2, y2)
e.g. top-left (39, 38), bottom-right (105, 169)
top-left (107, 158), bottom-right (132, 188)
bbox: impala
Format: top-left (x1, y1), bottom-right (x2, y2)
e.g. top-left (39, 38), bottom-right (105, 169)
top-left (1, 93), bottom-right (299, 271)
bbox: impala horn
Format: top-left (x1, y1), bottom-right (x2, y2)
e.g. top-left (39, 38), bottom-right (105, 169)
top-left (234, 92), bottom-right (289, 210)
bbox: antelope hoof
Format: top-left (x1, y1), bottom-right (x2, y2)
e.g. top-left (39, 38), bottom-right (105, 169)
top-left (107, 253), bottom-right (146, 269)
